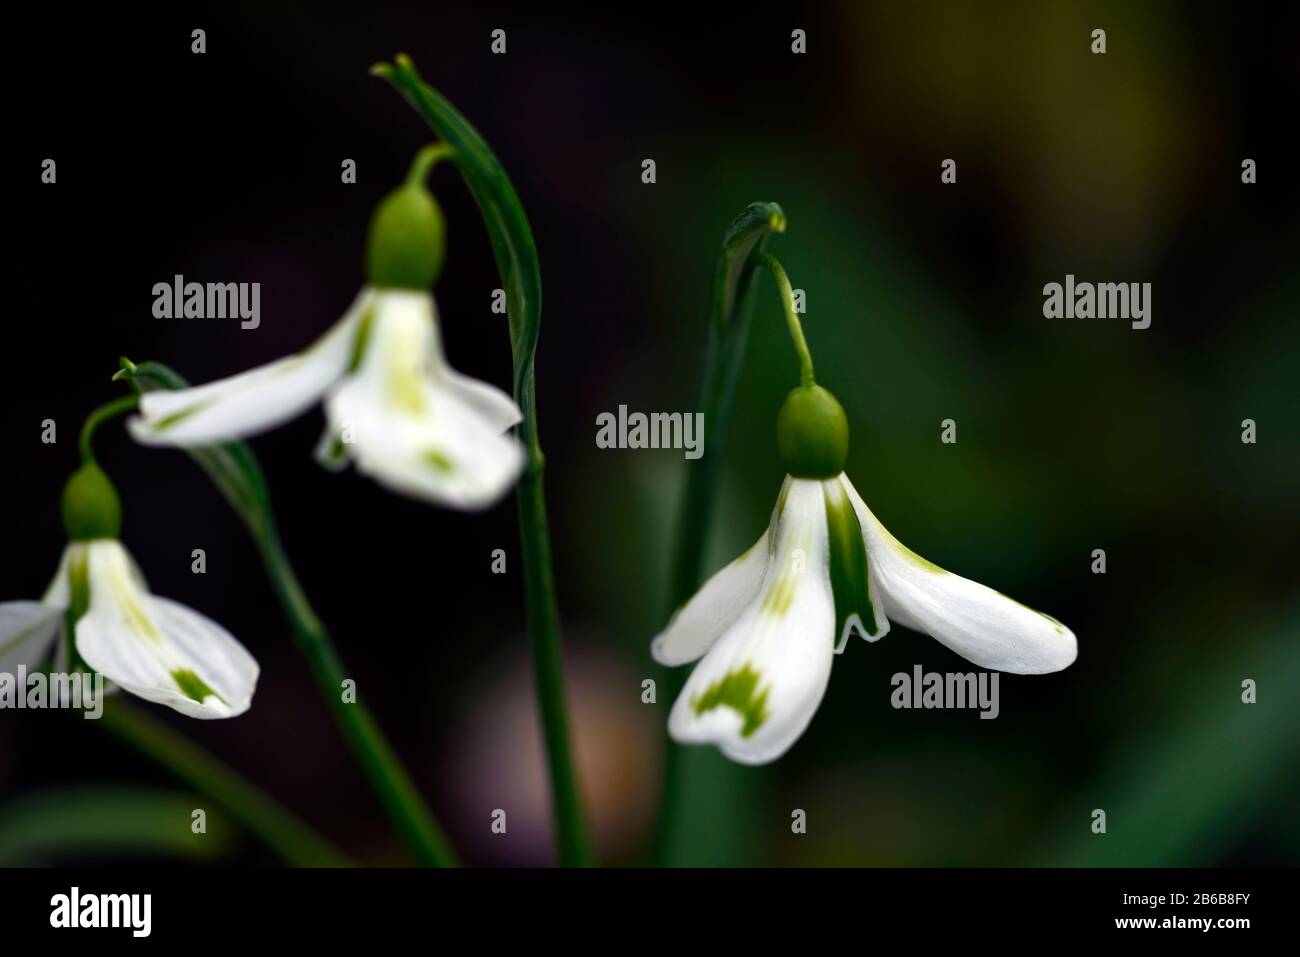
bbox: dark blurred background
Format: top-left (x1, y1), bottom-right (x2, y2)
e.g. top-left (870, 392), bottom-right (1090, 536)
top-left (2, 2), bottom-right (1296, 866)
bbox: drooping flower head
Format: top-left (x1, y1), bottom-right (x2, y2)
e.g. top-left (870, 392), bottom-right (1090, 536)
top-left (128, 146), bottom-right (524, 510)
top-left (0, 463), bottom-right (258, 718)
top-left (652, 255), bottom-right (1076, 764)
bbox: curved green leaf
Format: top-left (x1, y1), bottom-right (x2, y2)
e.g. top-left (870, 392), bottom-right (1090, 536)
top-left (671, 201), bottom-right (786, 609)
top-left (0, 787), bottom-right (235, 864)
top-left (372, 54), bottom-right (543, 457)
top-left (657, 202), bottom-right (785, 865)
top-left (372, 56), bottom-right (593, 865)
top-left (113, 358), bottom-right (456, 868)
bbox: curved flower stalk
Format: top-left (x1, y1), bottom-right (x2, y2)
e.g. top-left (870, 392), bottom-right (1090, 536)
top-left (374, 54), bottom-right (593, 865)
top-left (0, 454), bottom-right (257, 719)
top-left (652, 252), bottom-right (1077, 765)
top-left (129, 147), bottom-right (524, 511)
top-left (116, 360), bottom-right (458, 868)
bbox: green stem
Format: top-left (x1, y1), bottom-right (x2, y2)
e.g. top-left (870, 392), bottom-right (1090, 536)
top-left (756, 253), bottom-right (816, 386)
top-left (372, 55), bottom-right (594, 866)
top-left (655, 203), bottom-right (786, 863)
top-left (79, 395), bottom-right (138, 463)
top-left (255, 525), bottom-right (459, 867)
top-left (517, 394), bottom-right (594, 866)
top-left (116, 359), bottom-right (459, 868)
top-left (98, 699), bottom-right (350, 867)
top-left (407, 143), bottom-right (457, 185)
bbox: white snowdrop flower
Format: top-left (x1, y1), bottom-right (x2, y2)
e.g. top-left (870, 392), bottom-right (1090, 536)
top-left (0, 464), bottom-right (258, 718)
top-left (128, 146), bottom-right (524, 511)
top-left (653, 384), bottom-right (1076, 764)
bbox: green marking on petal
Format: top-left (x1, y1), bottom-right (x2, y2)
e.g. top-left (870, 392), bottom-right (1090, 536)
top-left (423, 449), bottom-right (455, 473)
top-left (824, 479), bottom-right (881, 643)
top-left (172, 668), bottom-right (225, 705)
top-left (105, 561), bottom-right (161, 642)
top-left (775, 479), bottom-right (792, 520)
top-left (321, 434), bottom-right (348, 465)
top-left (874, 520), bottom-right (948, 575)
top-left (691, 663), bottom-right (770, 737)
top-left (65, 549), bottom-right (92, 671)
top-left (151, 399), bottom-right (215, 432)
top-left (346, 305), bottom-right (377, 372)
top-left (379, 310), bottom-right (431, 415)
top-left (997, 590), bottom-right (1067, 635)
top-left (760, 559), bottom-right (800, 616)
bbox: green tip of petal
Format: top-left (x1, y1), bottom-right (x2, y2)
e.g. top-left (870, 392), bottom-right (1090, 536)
top-left (172, 668), bottom-right (224, 705)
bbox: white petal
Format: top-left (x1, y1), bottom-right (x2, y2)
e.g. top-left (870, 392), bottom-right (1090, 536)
top-left (128, 288), bottom-right (375, 446)
top-left (652, 531), bottom-right (771, 666)
top-left (444, 369), bottom-right (523, 431)
top-left (321, 290), bottom-right (525, 509)
top-left (74, 541), bottom-right (259, 718)
top-left (845, 480), bottom-right (1077, 674)
top-left (423, 295), bottom-right (522, 431)
top-left (667, 479), bottom-right (836, 764)
top-left (0, 602), bottom-right (63, 673)
top-left (40, 543), bottom-right (82, 610)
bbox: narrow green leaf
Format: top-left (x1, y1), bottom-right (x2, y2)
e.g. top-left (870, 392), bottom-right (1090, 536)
top-left (671, 202), bottom-right (786, 604)
top-left (0, 787), bottom-right (235, 864)
top-left (656, 203), bottom-right (786, 865)
top-left (372, 55), bottom-right (542, 452)
top-left (373, 55), bottom-right (594, 866)
top-left (116, 359), bottom-right (457, 867)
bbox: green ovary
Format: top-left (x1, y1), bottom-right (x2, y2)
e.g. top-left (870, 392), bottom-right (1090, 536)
top-left (691, 664), bottom-right (771, 737)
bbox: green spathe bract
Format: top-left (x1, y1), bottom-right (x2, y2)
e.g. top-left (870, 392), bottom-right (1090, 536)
top-left (366, 182), bottom-right (447, 290)
top-left (777, 384), bottom-right (849, 478)
top-left (691, 664), bottom-right (771, 738)
top-left (61, 464), bottom-right (122, 541)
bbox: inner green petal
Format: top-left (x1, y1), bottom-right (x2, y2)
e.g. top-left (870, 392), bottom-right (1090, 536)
top-left (824, 479), bottom-right (881, 642)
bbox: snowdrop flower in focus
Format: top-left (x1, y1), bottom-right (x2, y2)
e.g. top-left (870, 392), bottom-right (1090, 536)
top-left (652, 257), bottom-right (1076, 764)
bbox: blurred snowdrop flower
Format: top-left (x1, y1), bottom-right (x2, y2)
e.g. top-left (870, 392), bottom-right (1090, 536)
top-left (128, 146), bottom-right (524, 510)
top-left (0, 464), bottom-right (258, 718)
top-left (652, 383), bottom-right (1076, 765)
